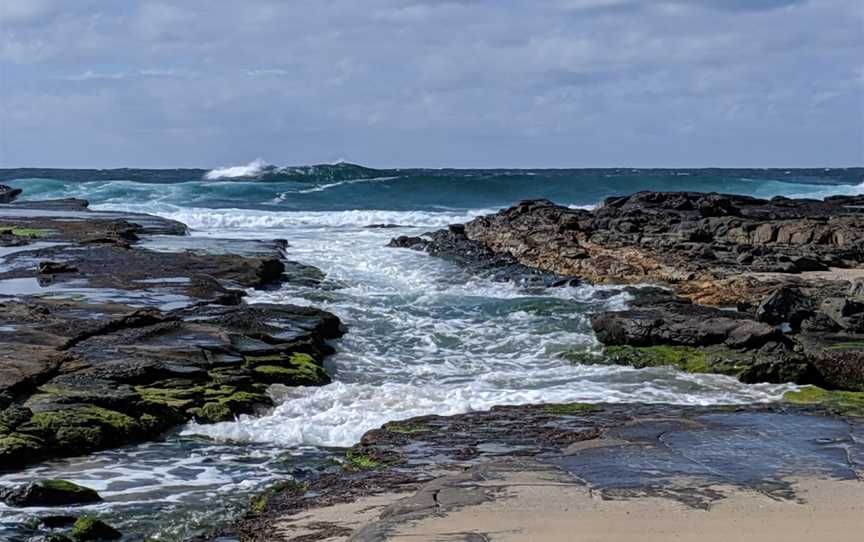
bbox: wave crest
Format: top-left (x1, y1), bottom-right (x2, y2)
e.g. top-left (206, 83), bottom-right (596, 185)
top-left (204, 159), bottom-right (271, 180)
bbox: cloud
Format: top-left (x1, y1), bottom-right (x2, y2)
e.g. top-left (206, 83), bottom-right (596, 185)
top-left (0, 0), bottom-right (861, 168)
top-left (62, 70), bottom-right (126, 81)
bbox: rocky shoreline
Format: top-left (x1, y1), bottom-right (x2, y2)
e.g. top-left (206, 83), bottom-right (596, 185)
top-left (216, 191), bottom-right (864, 541)
top-left (4, 189), bottom-right (864, 540)
top-left (0, 189), bottom-right (344, 507)
top-left (210, 401), bottom-right (863, 541)
top-left (393, 192), bottom-right (864, 397)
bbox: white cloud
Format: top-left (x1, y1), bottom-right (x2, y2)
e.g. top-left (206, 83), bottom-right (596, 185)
top-left (0, 0), bottom-right (861, 167)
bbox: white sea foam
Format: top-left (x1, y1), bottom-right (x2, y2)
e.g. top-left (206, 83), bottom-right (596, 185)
top-left (204, 158), bottom-right (270, 180)
top-left (182, 223), bottom-right (795, 449)
top-left (97, 205), bottom-right (501, 229)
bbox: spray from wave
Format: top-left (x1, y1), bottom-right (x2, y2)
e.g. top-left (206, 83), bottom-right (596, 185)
top-left (204, 159), bottom-right (271, 180)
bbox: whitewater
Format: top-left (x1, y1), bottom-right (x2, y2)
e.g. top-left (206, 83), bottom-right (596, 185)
top-left (1, 163), bottom-right (862, 540)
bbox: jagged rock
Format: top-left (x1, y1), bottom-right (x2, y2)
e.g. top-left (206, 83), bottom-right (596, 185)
top-left (0, 479), bottom-right (102, 507)
top-left (400, 193), bottom-right (864, 307)
top-left (756, 287), bottom-right (815, 330)
top-left (388, 226), bottom-right (577, 287)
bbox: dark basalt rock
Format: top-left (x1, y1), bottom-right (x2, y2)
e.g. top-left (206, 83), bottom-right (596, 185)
top-left (388, 225), bottom-right (578, 288)
top-left (0, 479), bottom-right (102, 507)
top-left (756, 286), bottom-right (815, 330)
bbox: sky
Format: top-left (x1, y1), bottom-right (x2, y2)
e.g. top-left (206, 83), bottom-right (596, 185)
top-left (1, 0), bottom-right (862, 169)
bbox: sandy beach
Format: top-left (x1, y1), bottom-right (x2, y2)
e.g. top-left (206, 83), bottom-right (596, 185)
top-left (276, 459), bottom-right (864, 542)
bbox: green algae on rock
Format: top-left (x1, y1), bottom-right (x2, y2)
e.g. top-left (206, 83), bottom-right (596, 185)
top-left (783, 386), bottom-right (864, 417)
top-left (569, 344), bottom-right (816, 388)
top-left (344, 448), bottom-right (383, 471)
top-left (70, 516), bottom-right (122, 541)
top-left (0, 224), bottom-right (52, 238)
top-left (0, 199), bottom-right (346, 471)
top-left (249, 480), bottom-right (308, 515)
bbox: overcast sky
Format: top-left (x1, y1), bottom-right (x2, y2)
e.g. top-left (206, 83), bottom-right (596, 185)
top-left (1, 0), bottom-right (862, 168)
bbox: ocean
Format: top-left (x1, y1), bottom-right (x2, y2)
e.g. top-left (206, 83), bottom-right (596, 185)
top-left (1, 163), bottom-right (862, 540)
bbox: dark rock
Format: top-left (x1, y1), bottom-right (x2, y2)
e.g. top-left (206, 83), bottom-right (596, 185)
top-left (70, 516), bottom-right (122, 541)
top-left (38, 515), bottom-right (78, 528)
top-left (0, 184), bottom-right (23, 204)
top-left (756, 287), bottom-right (815, 330)
top-left (388, 226), bottom-right (577, 287)
top-left (29, 535), bottom-right (74, 542)
top-left (0, 202), bottom-right (344, 471)
top-left (38, 261), bottom-right (78, 275)
top-left (0, 479), bottom-right (102, 507)
top-left (401, 192), bottom-right (864, 307)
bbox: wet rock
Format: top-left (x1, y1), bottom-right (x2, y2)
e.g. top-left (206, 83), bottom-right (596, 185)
top-left (388, 226), bottom-right (577, 287)
top-left (401, 195), bottom-right (864, 392)
top-left (399, 193), bottom-right (864, 307)
top-left (210, 401), bottom-right (864, 541)
top-left (0, 203), bottom-right (345, 470)
top-left (37, 515), bottom-right (78, 529)
top-left (0, 479), bottom-right (102, 507)
top-left (38, 261), bottom-right (78, 275)
top-left (756, 287), bottom-right (815, 330)
top-left (29, 535), bottom-right (74, 542)
top-left (70, 516), bottom-right (122, 541)
top-left (0, 184), bottom-right (23, 204)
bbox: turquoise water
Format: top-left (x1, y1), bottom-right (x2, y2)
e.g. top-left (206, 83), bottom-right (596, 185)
top-left (4, 163), bottom-right (862, 213)
top-left (1, 163), bottom-right (861, 540)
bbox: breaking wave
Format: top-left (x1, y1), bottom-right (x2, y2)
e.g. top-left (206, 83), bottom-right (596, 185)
top-left (204, 158), bottom-right (271, 180)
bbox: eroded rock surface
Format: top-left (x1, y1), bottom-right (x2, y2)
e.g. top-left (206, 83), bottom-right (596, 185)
top-left (0, 197), bottom-right (344, 470)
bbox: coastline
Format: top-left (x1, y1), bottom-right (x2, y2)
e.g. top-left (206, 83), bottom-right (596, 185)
top-left (3, 186), bottom-right (864, 540)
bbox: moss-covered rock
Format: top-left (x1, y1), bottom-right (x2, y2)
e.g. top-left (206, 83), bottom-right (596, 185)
top-left (189, 402), bottom-right (234, 423)
top-left (70, 516), bottom-right (122, 541)
top-left (604, 345), bottom-right (724, 374)
top-left (783, 386), bottom-right (864, 417)
top-left (246, 352), bottom-right (330, 386)
top-left (0, 432), bottom-right (44, 467)
top-left (0, 405), bottom-right (33, 434)
top-left (344, 448), bottom-right (383, 471)
top-left (569, 345), bottom-right (815, 386)
top-left (0, 225), bottom-right (51, 238)
top-left (0, 479), bottom-right (101, 507)
top-left (22, 406), bottom-right (140, 454)
top-left (249, 479), bottom-right (307, 515)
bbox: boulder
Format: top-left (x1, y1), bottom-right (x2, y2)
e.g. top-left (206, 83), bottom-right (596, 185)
top-left (0, 479), bottom-right (102, 507)
top-left (0, 184), bottom-right (22, 204)
top-left (756, 287), bottom-right (815, 330)
top-left (70, 516), bottom-right (122, 541)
